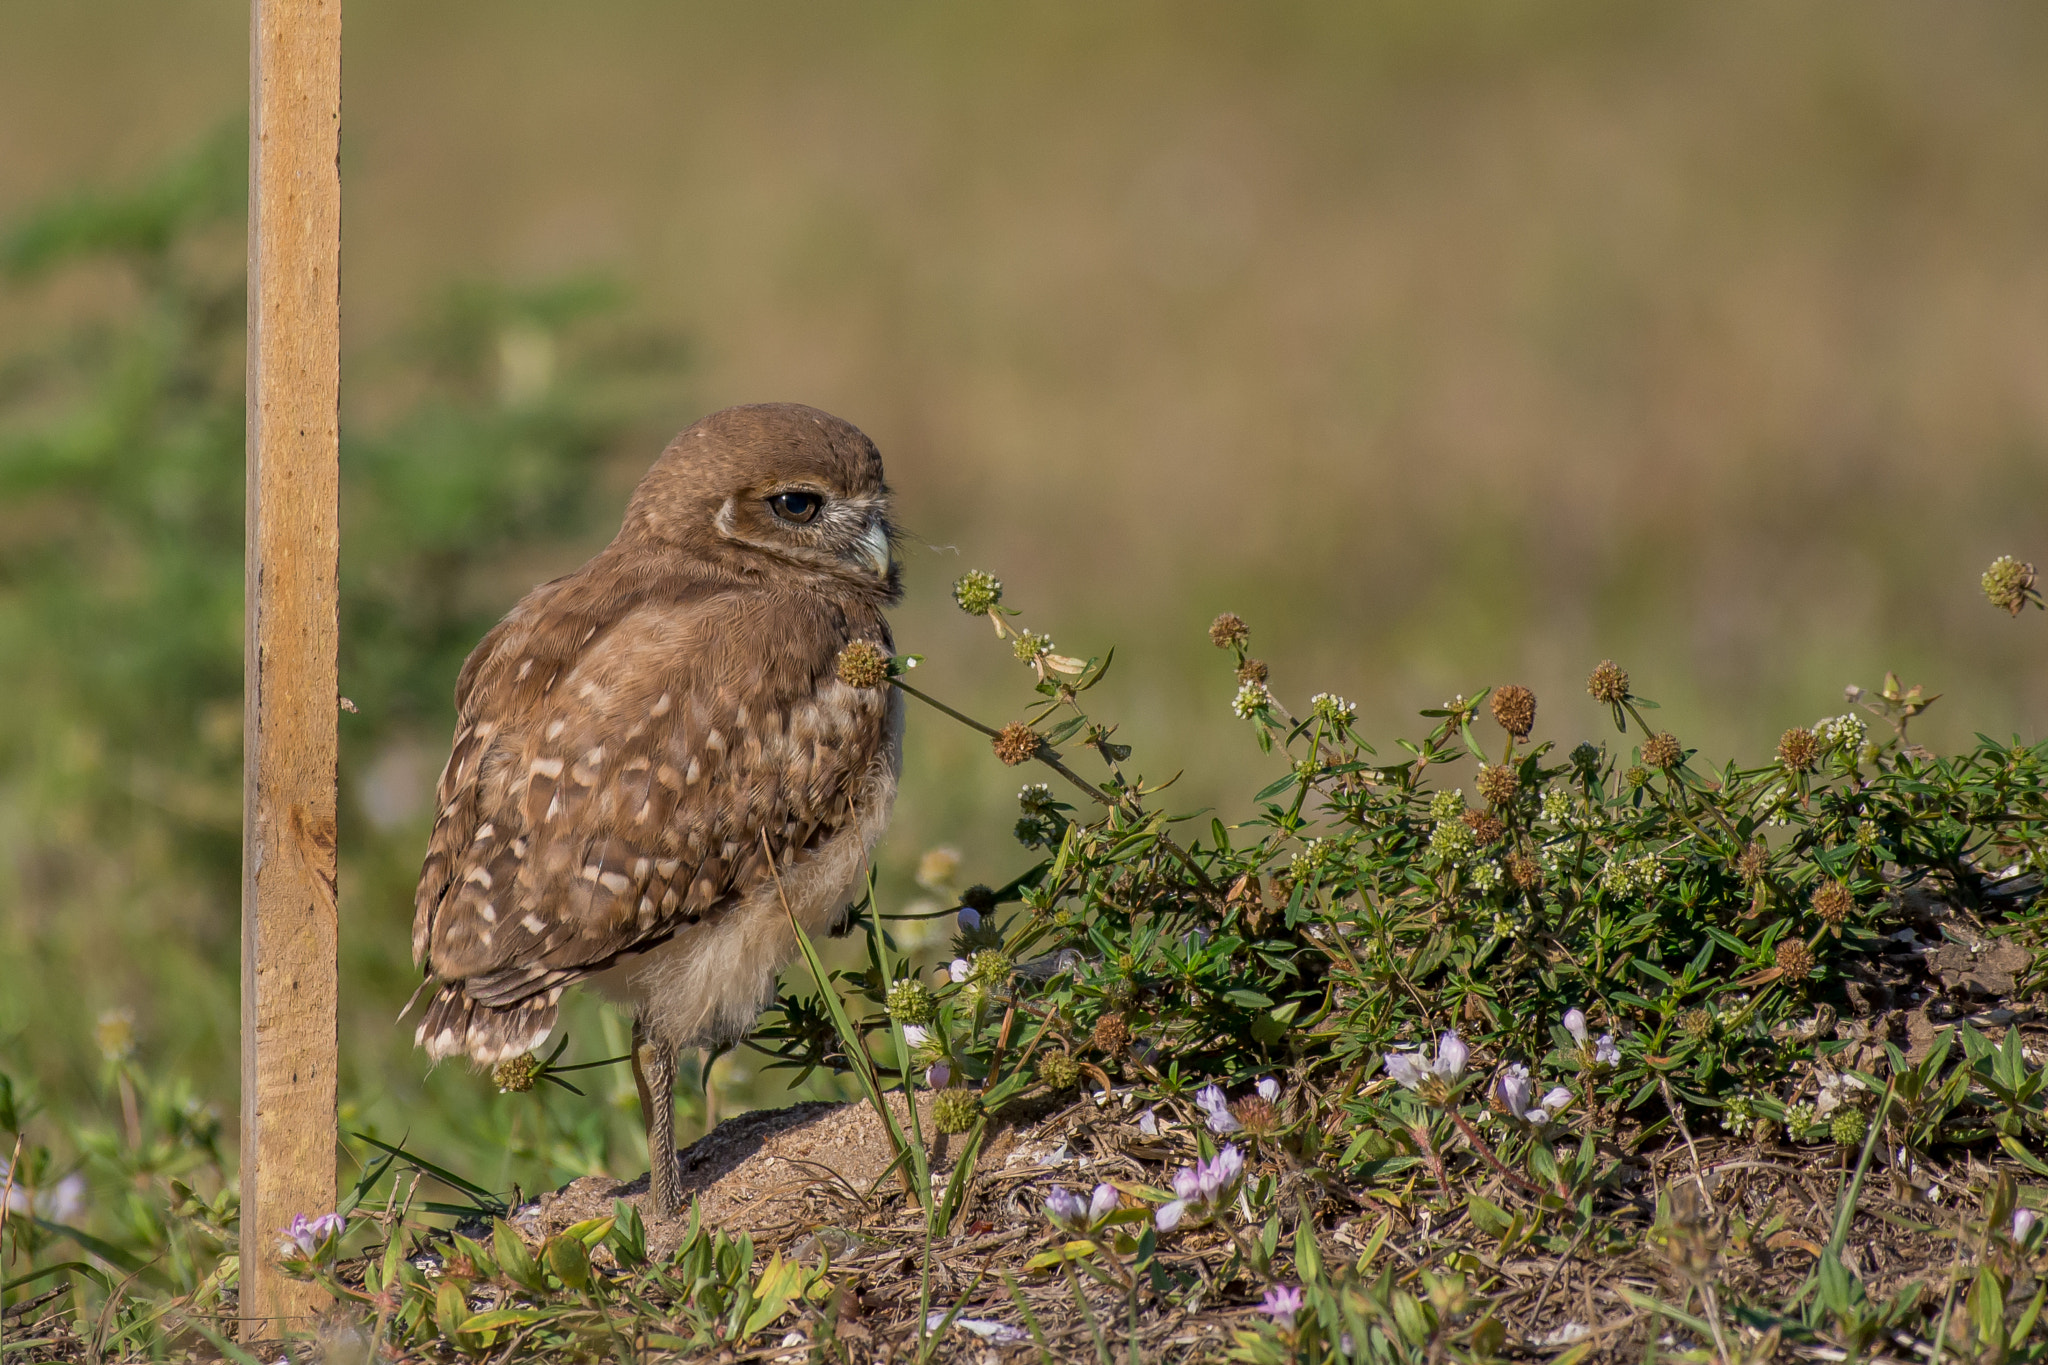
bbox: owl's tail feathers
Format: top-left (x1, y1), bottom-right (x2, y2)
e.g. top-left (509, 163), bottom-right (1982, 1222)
top-left (414, 983), bottom-right (560, 1067)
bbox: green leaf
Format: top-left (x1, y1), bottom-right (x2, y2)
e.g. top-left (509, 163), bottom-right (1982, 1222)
top-left (544, 1234), bottom-right (592, 1293)
top-left (609, 1199), bottom-right (647, 1267)
top-left (493, 1220), bottom-right (543, 1293)
top-left (740, 1253), bottom-right (807, 1340)
top-left (2001, 1135), bottom-right (2048, 1177)
top-left (435, 1280), bottom-right (473, 1340)
top-left (1466, 1193), bottom-right (1513, 1240)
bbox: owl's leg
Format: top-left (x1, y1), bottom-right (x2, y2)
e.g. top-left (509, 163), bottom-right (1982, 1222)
top-left (632, 1019), bottom-right (680, 1216)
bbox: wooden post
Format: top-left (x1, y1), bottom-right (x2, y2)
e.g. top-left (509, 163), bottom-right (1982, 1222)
top-left (243, 0), bottom-right (341, 1334)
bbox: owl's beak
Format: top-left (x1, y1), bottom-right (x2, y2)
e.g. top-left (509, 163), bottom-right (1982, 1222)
top-left (858, 517), bottom-right (894, 579)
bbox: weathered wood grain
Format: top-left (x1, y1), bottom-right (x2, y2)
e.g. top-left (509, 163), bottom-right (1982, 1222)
top-left (242, 0), bottom-right (342, 1332)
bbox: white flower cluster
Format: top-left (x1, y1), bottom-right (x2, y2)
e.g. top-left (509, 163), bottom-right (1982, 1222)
top-left (1816, 713), bottom-right (1867, 750)
top-left (1469, 861), bottom-right (1503, 891)
top-left (1232, 680), bottom-right (1273, 719)
top-left (1310, 692), bottom-right (1356, 725)
top-left (1429, 817), bottom-right (1476, 861)
top-left (1018, 783), bottom-right (1057, 815)
top-left (1541, 786), bottom-right (1574, 823)
top-left (1428, 789), bottom-right (1465, 820)
top-left (1289, 839), bottom-right (1330, 881)
top-left (1600, 853), bottom-right (1667, 897)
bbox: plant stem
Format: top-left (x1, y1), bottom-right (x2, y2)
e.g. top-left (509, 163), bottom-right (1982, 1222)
top-left (892, 677), bottom-right (1221, 896)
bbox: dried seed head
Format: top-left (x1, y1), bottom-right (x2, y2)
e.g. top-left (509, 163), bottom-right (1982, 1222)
top-left (492, 1053), bottom-right (539, 1093)
top-left (1236, 658), bottom-right (1269, 685)
top-left (835, 640), bottom-right (890, 689)
top-left (1587, 660), bottom-right (1630, 704)
top-left (1209, 612), bottom-right (1249, 649)
top-left (1811, 880), bottom-right (1854, 926)
top-left (1777, 727), bottom-right (1821, 771)
top-left (1642, 732), bottom-right (1683, 770)
top-left (1038, 1051), bottom-right (1080, 1091)
top-left (932, 1087), bottom-right (981, 1134)
top-left (1773, 937), bottom-right (1815, 979)
top-left (993, 722), bottom-right (1040, 766)
top-left (1491, 684), bottom-right (1537, 738)
top-left (1735, 842), bottom-right (1769, 883)
top-left (1233, 1095), bottom-right (1282, 1136)
top-left (1461, 810), bottom-right (1505, 845)
top-left (1091, 1011), bottom-right (1131, 1056)
top-left (1475, 764), bottom-right (1520, 808)
top-left (1679, 1007), bottom-right (1715, 1039)
top-left (1507, 852), bottom-right (1543, 890)
top-left (1982, 556), bottom-right (2038, 615)
top-left (953, 570), bottom-right (1002, 616)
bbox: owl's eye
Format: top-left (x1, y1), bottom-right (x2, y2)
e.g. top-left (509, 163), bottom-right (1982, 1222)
top-left (767, 491), bottom-right (823, 524)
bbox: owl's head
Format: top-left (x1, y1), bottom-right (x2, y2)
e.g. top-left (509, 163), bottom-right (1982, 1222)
top-left (624, 403), bottom-right (899, 596)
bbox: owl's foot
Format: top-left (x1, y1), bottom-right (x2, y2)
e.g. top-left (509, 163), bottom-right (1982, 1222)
top-left (632, 1020), bottom-right (682, 1216)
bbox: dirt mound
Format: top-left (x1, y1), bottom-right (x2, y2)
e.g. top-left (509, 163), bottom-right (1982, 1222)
top-left (509, 1091), bottom-right (1005, 1257)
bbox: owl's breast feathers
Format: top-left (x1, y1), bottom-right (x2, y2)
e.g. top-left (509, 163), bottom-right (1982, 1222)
top-left (411, 563), bottom-right (897, 1063)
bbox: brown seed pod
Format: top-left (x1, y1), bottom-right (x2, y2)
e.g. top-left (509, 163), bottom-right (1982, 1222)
top-left (1490, 684), bottom-right (1537, 738)
top-left (1462, 810), bottom-right (1506, 845)
top-left (1236, 658), bottom-right (1269, 685)
top-left (1735, 842), bottom-right (1769, 883)
top-left (1233, 1095), bottom-right (1281, 1136)
top-left (1507, 851), bottom-right (1544, 890)
top-left (1642, 732), bottom-right (1683, 770)
top-left (1812, 880), bottom-right (1854, 925)
top-left (1778, 727), bottom-right (1821, 771)
top-left (1209, 612), bottom-right (1249, 649)
top-left (993, 722), bottom-right (1041, 766)
top-left (1091, 1011), bottom-right (1132, 1057)
top-left (1587, 660), bottom-right (1630, 704)
top-left (1774, 937), bottom-right (1815, 979)
top-left (1475, 763), bottom-right (1521, 808)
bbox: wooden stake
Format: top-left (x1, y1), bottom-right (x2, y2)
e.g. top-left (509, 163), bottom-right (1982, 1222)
top-left (243, 0), bottom-right (341, 1334)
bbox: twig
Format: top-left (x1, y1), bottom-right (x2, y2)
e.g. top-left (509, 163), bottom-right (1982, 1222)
top-left (1447, 1110), bottom-right (1550, 1201)
top-left (1656, 1074), bottom-right (1716, 1216)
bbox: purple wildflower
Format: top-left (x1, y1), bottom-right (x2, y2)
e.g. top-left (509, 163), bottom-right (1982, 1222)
top-left (1261, 1284), bottom-right (1306, 1329)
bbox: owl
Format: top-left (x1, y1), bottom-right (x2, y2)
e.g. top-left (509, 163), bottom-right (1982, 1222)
top-left (409, 403), bottom-right (902, 1213)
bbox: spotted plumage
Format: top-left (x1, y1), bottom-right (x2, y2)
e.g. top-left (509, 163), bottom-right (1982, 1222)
top-left (409, 403), bottom-right (902, 1211)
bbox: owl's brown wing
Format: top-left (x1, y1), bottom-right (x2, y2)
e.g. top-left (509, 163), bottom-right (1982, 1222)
top-left (411, 572), bottom-right (895, 1063)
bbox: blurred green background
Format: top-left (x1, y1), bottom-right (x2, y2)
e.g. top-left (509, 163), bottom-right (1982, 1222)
top-left (3, 0), bottom-right (2046, 1199)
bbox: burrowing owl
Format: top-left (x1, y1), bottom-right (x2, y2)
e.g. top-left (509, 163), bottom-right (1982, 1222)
top-left (409, 403), bottom-right (901, 1213)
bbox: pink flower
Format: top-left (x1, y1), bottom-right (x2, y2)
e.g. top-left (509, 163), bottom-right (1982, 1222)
top-left (1261, 1284), bottom-right (1306, 1329)
top-left (1156, 1145), bottom-right (1245, 1232)
top-left (279, 1211), bottom-right (345, 1264)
